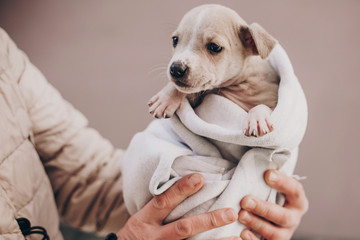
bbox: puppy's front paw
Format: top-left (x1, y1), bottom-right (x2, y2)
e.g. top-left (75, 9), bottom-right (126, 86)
top-left (242, 104), bottom-right (274, 137)
top-left (148, 92), bottom-right (182, 118)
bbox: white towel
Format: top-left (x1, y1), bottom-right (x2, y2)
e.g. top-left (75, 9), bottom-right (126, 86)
top-left (121, 44), bottom-right (308, 239)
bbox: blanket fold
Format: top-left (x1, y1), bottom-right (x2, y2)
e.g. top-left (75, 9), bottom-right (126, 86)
top-left (121, 44), bottom-right (307, 239)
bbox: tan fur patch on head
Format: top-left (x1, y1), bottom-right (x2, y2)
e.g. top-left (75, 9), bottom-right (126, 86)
top-left (169, 4), bottom-right (250, 93)
top-left (240, 23), bottom-right (277, 59)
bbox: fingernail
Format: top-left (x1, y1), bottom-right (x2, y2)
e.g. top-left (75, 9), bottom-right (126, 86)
top-left (188, 174), bottom-right (201, 186)
top-left (244, 198), bottom-right (256, 210)
top-left (269, 171), bottom-right (278, 182)
top-left (223, 209), bottom-right (237, 223)
top-left (239, 211), bottom-right (251, 223)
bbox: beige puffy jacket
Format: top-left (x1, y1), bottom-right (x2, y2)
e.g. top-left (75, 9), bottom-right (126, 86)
top-left (0, 28), bottom-right (130, 239)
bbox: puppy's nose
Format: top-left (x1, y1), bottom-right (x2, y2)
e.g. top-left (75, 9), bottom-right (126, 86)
top-left (170, 61), bottom-right (188, 79)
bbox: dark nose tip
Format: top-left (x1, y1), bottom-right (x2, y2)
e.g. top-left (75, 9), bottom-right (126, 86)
top-left (170, 61), bottom-right (188, 79)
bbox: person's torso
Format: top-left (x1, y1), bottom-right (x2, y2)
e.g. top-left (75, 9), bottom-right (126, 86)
top-left (0, 51), bottom-right (62, 240)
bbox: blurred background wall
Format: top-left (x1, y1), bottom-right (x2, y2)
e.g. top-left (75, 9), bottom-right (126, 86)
top-left (0, 1), bottom-right (359, 239)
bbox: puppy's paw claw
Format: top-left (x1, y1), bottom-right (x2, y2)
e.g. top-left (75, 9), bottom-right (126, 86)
top-left (148, 96), bottom-right (159, 107)
top-left (148, 94), bottom-right (181, 119)
top-left (262, 128), bottom-right (268, 135)
top-left (242, 104), bottom-right (274, 137)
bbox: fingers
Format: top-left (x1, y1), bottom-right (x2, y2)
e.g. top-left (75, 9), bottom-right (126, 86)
top-left (264, 170), bottom-right (309, 213)
top-left (217, 237), bottom-right (242, 240)
top-left (158, 208), bottom-right (237, 239)
top-left (122, 174), bottom-right (238, 240)
top-left (239, 210), bottom-right (280, 240)
top-left (240, 229), bottom-right (259, 240)
top-left (238, 171), bottom-right (308, 240)
top-left (240, 195), bottom-right (298, 228)
top-left (139, 173), bottom-right (204, 223)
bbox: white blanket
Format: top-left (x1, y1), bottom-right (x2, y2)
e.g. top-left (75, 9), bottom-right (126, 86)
top-left (121, 44), bottom-right (308, 239)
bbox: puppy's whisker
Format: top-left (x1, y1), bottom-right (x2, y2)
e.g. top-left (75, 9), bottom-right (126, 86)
top-left (149, 63), bottom-right (167, 69)
top-left (148, 64), bottom-right (168, 76)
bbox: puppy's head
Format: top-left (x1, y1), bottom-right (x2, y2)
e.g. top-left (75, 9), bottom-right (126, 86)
top-left (168, 4), bottom-right (277, 94)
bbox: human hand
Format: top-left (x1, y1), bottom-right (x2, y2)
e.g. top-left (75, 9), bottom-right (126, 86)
top-left (238, 170), bottom-right (309, 240)
top-left (116, 173), bottom-right (240, 240)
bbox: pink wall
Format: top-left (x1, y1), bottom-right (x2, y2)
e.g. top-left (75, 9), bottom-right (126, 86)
top-left (1, 1), bottom-right (359, 238)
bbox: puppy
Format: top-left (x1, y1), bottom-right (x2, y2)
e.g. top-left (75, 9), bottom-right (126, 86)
top-left (148, 4), bottom-right (279, 137)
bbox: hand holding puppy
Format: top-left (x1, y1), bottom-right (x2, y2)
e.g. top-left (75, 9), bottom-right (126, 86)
top-left (239, 170), bottom-right (309, 240)
top-left (110, 171), bottom-right (307, 240)
top-left (117, 174), bottom-right (239, 240)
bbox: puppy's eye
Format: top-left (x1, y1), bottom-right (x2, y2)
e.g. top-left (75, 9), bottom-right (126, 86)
top-left (172, 36), bottom-right (179, 47)
top-left (207, 42), bottom-right (223, 54)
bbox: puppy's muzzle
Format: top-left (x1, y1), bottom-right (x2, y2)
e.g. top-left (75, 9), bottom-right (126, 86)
top-left (170, 61), bottom-right (189, 87)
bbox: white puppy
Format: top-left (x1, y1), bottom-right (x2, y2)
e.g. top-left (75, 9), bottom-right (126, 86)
top-left (148, 4), bottom-right (279, 137)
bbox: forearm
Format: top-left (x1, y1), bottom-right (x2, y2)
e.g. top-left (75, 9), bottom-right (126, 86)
top-left (18, 56), bottom-right (130, 235)
top-left (45, 126), bottom-right (130, 234)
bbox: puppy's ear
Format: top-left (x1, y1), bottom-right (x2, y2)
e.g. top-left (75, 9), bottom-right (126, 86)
top-left (239, 23), bottom-right (277, 59)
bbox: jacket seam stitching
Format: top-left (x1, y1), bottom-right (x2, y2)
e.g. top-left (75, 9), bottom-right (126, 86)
top-left (0, 137), bottom-right (27, 166)
top-left (16, 176), bottom-right (48, 213)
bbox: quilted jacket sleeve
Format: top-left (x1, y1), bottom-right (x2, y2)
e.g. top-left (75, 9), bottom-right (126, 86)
top-left (6, 30), bottom-right (130, 234)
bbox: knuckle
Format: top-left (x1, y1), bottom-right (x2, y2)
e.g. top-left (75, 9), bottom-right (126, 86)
top-left (174, 180), bottom-right (189, 195)
top-left (293, 182), bottom-right (304, 198)
top-left (241, 229), bottom-right (257, 240)
top-left (152, 194), bottom-right (169, 210)
top-left (282, 211), bottom-right (299, 228)
top-left (264, 228), bottom-right (288, 240)
top-left (248, 217), bottom-right (262, 232)
top-left (276, 179), bottom-right (288, 191)
top-left (274, 230), bottom-right (292, 240)
top-left (258, 203), bottom-right (270, 218)
top-left (175, 219), bottom-right (193, 237)
top-left (238, 210), bottom-right (250, 225)
top-left (286, 213), bottom-right (297, 227)
top-left (256, 224), bottom-right (276, 240)
top-left (209, 211), bottom-right (219, 227)
top-left (290, 178), bottom-right (305, 197)
top-left (295, 182), bottom-right (310, 214)
top-left (277, 211), bottom-right (289, 226)
top-left (267, 231), bottom-right (281, 240)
